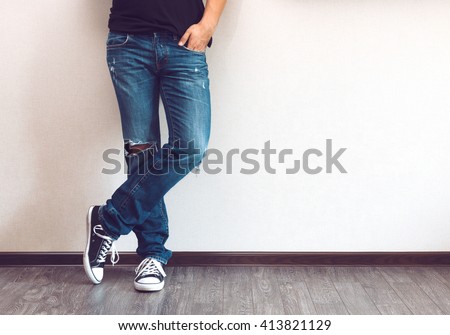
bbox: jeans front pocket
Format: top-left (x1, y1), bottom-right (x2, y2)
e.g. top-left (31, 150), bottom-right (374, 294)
top-left (180, 45), bottom-right (206, 55)
top-left (106, 31), bottom-right (130, 49)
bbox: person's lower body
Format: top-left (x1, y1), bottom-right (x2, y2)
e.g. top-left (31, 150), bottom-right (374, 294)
top-left (83, 31), bottom-right (211, 291)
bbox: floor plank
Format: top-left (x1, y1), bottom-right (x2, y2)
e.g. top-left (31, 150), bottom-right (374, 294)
top-left (0, 267), bottom-right (25, 287)
top-left (401, 267), bottom-right (450, 314)
top-left (378, 267), bottom-right (444, 315)
top-left (350, 267), bottom-right (411, 315)
top-left (223, 267), bottom-right (254, 315)
top-left (302, 267), bottom-right (348, 315)
top-left (1, 266), bottom-right (449, 315)
top-left (432, 267), bottom-right (450, 288)
top-left (0, 267), bottom-right (58, 314)
top-left (184, 266), bottom-right (224, 315)
top-left (158, 266), bottom-right (194, 315)
top-left (328, 267), bottom-right (380, 315)
top-left (277, 267), bottom-right (316, 314)
top-left (251, 267), bottom-right (285, 315)
top-left (33, 267), bottom-right (85, 315)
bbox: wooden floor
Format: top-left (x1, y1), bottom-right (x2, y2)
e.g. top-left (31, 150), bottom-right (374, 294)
top-left (1, 266), bottom-right (450, 315)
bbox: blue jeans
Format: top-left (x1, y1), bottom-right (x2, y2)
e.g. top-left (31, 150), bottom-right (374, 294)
top-left (98, 31), bottom-right (211, 265)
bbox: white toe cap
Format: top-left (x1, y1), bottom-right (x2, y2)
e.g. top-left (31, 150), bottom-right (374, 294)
top-left (92, 267), bottom-right (104, 282)
top-left (136, 276), bottom-right (160, 284)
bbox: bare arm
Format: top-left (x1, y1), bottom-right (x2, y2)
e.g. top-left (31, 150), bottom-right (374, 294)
top-left (178, 0), bottom-right (227, 51)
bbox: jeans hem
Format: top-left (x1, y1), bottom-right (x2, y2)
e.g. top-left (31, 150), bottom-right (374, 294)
top-left (139, 254), bottom-right (170, 265)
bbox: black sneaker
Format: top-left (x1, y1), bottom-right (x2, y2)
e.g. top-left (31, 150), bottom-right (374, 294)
top-left (83, 205), bottom-right (119, 284)
top-left (134, 258), bottom-right (166, 292)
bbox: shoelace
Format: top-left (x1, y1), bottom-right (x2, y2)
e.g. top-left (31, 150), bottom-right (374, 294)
top-left (135, 258), bottom-right (166, 278)
top-left (93, 225), bottom-right (119, 266)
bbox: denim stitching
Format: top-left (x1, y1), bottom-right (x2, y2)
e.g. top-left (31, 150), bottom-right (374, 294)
top-left (159, 83), bottom-right (178, 144)
top-left (106, 33), bottom-right (130, 49)
top-left (159, 200), bottom-right (169, 230)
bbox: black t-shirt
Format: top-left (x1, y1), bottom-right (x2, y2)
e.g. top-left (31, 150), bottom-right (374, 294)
top-left (108, 0), bottom-right (212, 46)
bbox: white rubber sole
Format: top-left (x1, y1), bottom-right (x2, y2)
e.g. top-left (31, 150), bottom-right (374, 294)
top-left (134, 280), bottom-right (165, 292)
top-left (83, 205), bottom-right (101, 285)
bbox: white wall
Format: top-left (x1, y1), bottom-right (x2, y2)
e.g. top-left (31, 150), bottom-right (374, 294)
top-left (1, 0), bottom-right (450, 253)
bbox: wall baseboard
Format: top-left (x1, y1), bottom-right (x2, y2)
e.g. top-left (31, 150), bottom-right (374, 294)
top-left (1, 252), bottom-right (450, 266)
